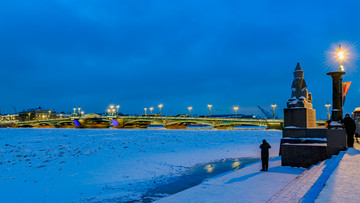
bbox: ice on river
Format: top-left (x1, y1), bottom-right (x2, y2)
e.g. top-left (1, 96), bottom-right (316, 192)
top-left (0, 128), bottom-right (281, 202)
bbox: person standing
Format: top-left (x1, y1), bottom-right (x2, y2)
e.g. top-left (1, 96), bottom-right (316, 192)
top-left (341, 114), bottom-right (356, 147)
top-left (355, 117), bottom-right (360, 143)
top-left (260, 139), bottom-right (271, 171)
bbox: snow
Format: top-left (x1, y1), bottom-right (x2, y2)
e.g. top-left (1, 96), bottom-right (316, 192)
top-left (316, 143), bottom-right (360, 203)
top-left (156, 157), bottom-right (305, 203)
top-left (330, 121), bottom-right (342, 126)
top-left (0, 128), bottom-right (281, 202)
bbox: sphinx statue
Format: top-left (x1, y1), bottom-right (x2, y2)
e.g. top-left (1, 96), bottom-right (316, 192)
top-left (287, 63), bottom-right (313, 108)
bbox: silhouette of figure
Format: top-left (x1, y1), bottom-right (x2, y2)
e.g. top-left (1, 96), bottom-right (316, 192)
top-left (342, 114), bottom-right (356, 147)
top-left (355, 117), bottom-right (360, 143)
top-left (260, 139), bottom-right (271, 171)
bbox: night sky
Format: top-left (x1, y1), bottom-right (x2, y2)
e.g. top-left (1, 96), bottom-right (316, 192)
top-left (1, 0), bottom-right (360, 118)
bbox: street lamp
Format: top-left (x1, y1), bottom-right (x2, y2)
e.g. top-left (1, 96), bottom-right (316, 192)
top-left (48, 111), bottom-right (51, 120)
top-left (116, 105), bottom-right (120, 116)
top-left (327, 44), bottom-right (346, 121)
top-left (188, 106), bottom-right (192, 117)
top-left (234, 106), bottom-right (239, 118)
top-left (325, 103), bottom-right (331, 120)
top-left (73, 108), bottom-right (76, 114)
top-left (110, 105), bottom-right (114, 109)
top-left (150, 107), bottom-right (154, 115)
top-left (81, 111), bottom-right (84, 116)
top-left (337, 44), bottom-right (345, 71)
top-left (158, 104), bottom-right (163, 116)
top-left (208, 104), bottom-right (212, 117)
top-left (144, 108), bottom-right (147, 116)
top-left (78, 107), bottom-right (81, 114)
top-left (107, 109), bottom-right (111, 116)
top-left (271, 104), bottom-right (277, 119)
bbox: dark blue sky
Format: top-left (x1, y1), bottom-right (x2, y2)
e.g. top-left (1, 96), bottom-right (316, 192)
top-left (1, 0), bottom-right (360, 118)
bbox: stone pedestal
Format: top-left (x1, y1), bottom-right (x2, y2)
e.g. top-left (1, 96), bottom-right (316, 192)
top-left (327, 129), bottom-right (347, 155)
top-left (284, 108), bottom-right (316, 128)
top-left (283, 127), bottom-right (327, 138)
top-left (281, 143), bottom-right (327, 168)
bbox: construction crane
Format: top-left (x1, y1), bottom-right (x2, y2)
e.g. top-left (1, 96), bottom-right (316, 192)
top-left (257, 106), bottom-right (275, 119)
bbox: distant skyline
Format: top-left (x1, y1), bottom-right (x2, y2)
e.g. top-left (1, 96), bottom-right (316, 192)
top-left (1, 0), bottom-right (360, 118)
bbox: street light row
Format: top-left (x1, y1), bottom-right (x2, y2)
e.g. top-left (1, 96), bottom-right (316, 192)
top-left (144, 104), bottom-right (163, 116)
top-left (72, 103), bottom-right (281, 118)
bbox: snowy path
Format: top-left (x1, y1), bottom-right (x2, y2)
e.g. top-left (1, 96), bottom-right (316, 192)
top-left (156, 157), bottom-right (306, 203)
top-left (316, 143), bottom-right (360, 203)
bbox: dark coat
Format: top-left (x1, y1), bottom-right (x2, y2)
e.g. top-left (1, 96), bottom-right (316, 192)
top-left (260, 142), bottom-right (271, 157)
top-left (342, 117), bottom-right (356, 135)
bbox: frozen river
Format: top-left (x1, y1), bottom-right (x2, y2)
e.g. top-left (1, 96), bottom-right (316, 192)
top-left (0, 128), bottom-right (281, 202)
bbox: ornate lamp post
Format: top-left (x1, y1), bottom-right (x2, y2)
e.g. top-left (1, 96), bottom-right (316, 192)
top-left (158, 104), bottom-right (163, 116)
top-left (325, 103), bottom-right (331, 120)
top-left (208, 104), bottom-right (212, 117)
top-left (144, 108), bottom-right (147, 116)
top-left (78, 107), bottom-right (81, 115)
top-left (327, 44), bottom-right (346, 122)
top-left (188, 106), bottom-right (192, 117)
top-left (234, 106), bottom-right (239, 118)
top-left (73, 108), bottom-right (76, 115)
top-left (116, 105), bottom-right (120, 116)
top-left (149, 107), bottom-right (154, 115)
top-left (81, 111), bottom-right (84, 117)
top-left (271, 104), bottom-right (277, 119)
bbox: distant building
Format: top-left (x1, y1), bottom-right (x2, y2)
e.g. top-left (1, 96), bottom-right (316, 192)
top-left (18, 106), bottom-right (56, 121)
top-left (0, 114), bottom-right (19, 122)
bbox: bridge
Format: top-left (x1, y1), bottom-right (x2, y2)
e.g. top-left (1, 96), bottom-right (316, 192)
top-left (7, 114), bottom-right (326, 129)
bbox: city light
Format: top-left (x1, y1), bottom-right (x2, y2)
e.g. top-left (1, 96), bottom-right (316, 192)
top-left (337, 44), bottom-right (345, 71)
top-left (271, 104), bottom-right (277, 119)
top-left (188, 106), bottom-right (192, 117)
top-left (149, 107), bottom-right (154, 115)
top-left (158, 104), bottom-right (163, 116)
top-left (234, 106), bottom-right (239, 118)
top-left (116, 105), bottom-right (120, 116)
top-left (144, 108), bottom-right (147, 116)
top-left (208, 104), bottom-right (212, 117)
top-left (325, 103), bottom-right (331, 120)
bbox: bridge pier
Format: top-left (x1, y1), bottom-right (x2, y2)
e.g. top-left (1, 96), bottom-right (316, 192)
top-left (266, 122), bottom-right (283, 130)
top-left (165, 124), bottom-right (187, 129)
top-left (214, 125), bottom-right (234, 130)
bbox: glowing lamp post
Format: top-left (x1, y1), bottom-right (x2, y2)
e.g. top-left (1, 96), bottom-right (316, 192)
top-left (208, 104), bottom-right (212, 117)
top-left (158, 104), bottom-right (163, 116)
top-left (327, 44), bottom-right (346, 121)
top-left (81, 111), bottom-right (84, 117)
top-left (234, 106), bottom-right (239, 118)
top-left (325, 103), bottom-right (331, 120)
top-left (337, 44), bottom-right (345, 71)
top-left (144, 108), bottom-right (147, 116)
top-left (271, 104), bottom-right (277, 119)
top-left (116, 105), bottom-right (120, 116)
top-left (107, 109), bottom-right (111, 116)
top-left (73, 108), bottom-right (76, 115)
top-left (149, 107), bottom-right (154, 115)
top-left (188, 106), bottom-right (192, 117)
top-left (78, 107), bottom-right (81, 115)
top-left (48, 110), bottom-right (51, 120)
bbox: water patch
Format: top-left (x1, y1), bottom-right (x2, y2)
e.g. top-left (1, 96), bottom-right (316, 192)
top-left (142, 158), bottom-right (259, 202)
